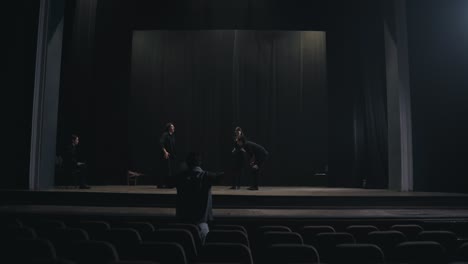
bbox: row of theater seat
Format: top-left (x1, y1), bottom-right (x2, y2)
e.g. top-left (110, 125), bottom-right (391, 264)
top-left (2, 217), bottom-right (468, 264)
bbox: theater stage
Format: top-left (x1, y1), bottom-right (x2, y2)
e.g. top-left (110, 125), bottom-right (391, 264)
top-left (2, 186), bottom-right (468, 210)
top-left (1, 186), bottom-right (468, 222)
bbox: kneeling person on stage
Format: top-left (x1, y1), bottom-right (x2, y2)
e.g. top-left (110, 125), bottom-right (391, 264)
top-left (236, 136), bottom-right (269, 191)
top-left (176, 152), bottom-right (224, 243)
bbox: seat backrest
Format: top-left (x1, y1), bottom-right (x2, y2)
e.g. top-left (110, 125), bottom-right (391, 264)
top-left (198, 242), bottom-right (253, 264)
top-left (166, 223), bottom-right (202, 249)
top-left (211, 224), bottom-right (248, 235)
top-left (7, 238), bottom-right (57, 262)
top-left (314, 232), bottom-right (355, 262)
top-left (263, 231), bottom-right (303, 246)
top-left (77, 221), bottom-right (111, 240)
top-left (300, 225), bottom-right (336, 245)
top-left (345, 225), bottom-right (379, 243)
top-left (47, 227), bottom-right (90, 242)
top-left (105, 228), bottom-right (142, 245)
top-left (418, 230), bottom-right (458, 253)
top-left (205, 230), bottom-right (250, 247)
top-left (391, 224), bottom-right (424, 241)
top-left (315, 232), bottom-right (356, 247)
top-left (32, 220), bottom-right (67, 230)
top-left (456, 242), bottom-right (468, 261)
top-left (3, 226), bottom-right (37, 240)
top-left (334, 243), bottom-right (385, 264)
top-left (395, 241), bottom-right (447, 264)
top-left (255, 225), bottom-right (292, 248)
top-left (264, 244), bottom-right (320, 264)
top-left (136, 241), bottom-right (187, 264)
top-left (148, 228), bottom-right (197, 260)
top-left (115, 222), bottom-right (155, 240)
top-left (367, 230), bottom-right (406, 261)
top-left (66, 240), bottom-right (119, 264)
top-left (257, 225), bottom-right (292, 233)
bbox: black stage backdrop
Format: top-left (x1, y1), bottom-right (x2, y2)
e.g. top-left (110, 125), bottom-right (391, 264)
top-left (50, 0), bottom-right (391, 189)
top-left (8, 0), bottom-right (468, 192)
top-left (129, 30), bottom-right (327, 186)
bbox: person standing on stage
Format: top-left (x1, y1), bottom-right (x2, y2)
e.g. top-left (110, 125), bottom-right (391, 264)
top-left (230, 127), bottom-right (245, 190)
top-left (176, 152), bottom-right (224, 243)
top-left (159, 122), bottom-right (177, 188)
top-left (62, 134), bottom-right (90, 189)
top-left (236, 135), bottom-right (269, 190)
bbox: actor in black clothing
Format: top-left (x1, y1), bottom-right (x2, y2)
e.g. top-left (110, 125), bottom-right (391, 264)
top-left (230, 126), bottom-right (245, 190)
top-left (159, 122), bottom-right (177, 188)
top-left (176, 152), bottom-right (224, 242)
top-left (236, 135), bottom-right (269, 190)
top-left (62, 134), bottom-right (89, 189)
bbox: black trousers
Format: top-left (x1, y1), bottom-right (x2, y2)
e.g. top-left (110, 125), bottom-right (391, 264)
top-left (251, 166), bottom-right (261, 188)
top-left (160, 158), bottom-right (177, 187)
top-left (251, 160), bottom-right (266, 188)
top-left (232, 150), bottom-right (247, 187)
top-left (69, 163), bottom-right (87, 187)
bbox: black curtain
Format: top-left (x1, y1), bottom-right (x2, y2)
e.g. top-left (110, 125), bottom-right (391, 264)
top-left (354, 0), bottom-right (388, 189)
top-left (2, 0), bottom-right (39, 189)
top-left (130, 30), bottom-right (327, 186)
top-left (327, 1), bottom-right (388, 189)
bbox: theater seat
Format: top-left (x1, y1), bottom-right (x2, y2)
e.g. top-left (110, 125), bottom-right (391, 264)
top-left (367, 230), bottom-right (406, 261)
top-left (334, 243), bottom-right (385, 264)
top-left (391, 224), bottom-right (424, 241)
top-left (264, 244), bottom-right (320, 264)
top-left (197, 242), bottom-right (253, 264)
top-left (345, 225), bottom-right (379, 243)
top-left (395, 241), bottom-right (447, 264)
top-left (147, 228), bottom-right (197, 260)
top-left (314, 232), bottom-right (355, 263)
top-left (205, 230), bottom-right (250, 247)
top-left (63, 240), bottom-right (119, 264)
top-left (300, 225), bottom-right (336, 245)
top-left (418, 230), bottom-right (459, 253)
top-left (262, 231), bottom-right (303, 246)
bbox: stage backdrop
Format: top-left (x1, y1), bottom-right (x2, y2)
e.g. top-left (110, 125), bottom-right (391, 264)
top-left (130, 30), bottom-right (327, 186)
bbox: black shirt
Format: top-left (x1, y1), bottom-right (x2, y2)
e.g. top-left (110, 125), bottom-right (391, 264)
top-left (159, 132), bottom-right (176, 159)
top-left (62, 144), bottom-right (78, 171)
top-left (245, 140), bottom-right (269, 166)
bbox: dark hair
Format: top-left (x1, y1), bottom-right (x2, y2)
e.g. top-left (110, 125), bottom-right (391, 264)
top-left (165, 122), bottom-right (174, 132)
top-left (71, 134), bottom-right (79, 141)
top-left (234, 126), bottom-right (242, 133)
top-left (186, 152), bottom-right (202, 168)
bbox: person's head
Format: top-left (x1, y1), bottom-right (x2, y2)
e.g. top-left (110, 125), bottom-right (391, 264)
top-left (236, 135), bottom-right (246, 147)
top-left (234, 127), bottom-right (243, 138)
top-left (165, 122), bottom-right (175, 134)
top-left (186, 152), bottom-right (202, 168)
top-left (71, 134), bottom-right (79, 146)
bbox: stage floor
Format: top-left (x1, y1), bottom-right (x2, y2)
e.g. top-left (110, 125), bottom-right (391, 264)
top-left (48, 185), bottom-right (468, 197)
top-left (2, 186), bottom-right (468, 220)
top-left (3, 204), bottom-right (468, 220)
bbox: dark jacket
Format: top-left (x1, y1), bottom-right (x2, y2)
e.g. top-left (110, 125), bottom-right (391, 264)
top-left (62, 144), bottom-right (78, 172)
top-left (245, 140), bottom-right (269, 166)
top-left (176, 166), bottom-right (222, 224)
top-left (159, 132), bottom-right (176, 159)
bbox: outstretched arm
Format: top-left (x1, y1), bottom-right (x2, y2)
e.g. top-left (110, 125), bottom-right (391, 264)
top-left (205, 171), bottom-right (225, 184)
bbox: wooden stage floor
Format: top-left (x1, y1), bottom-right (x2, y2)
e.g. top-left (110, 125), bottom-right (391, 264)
top-left (2, 186), bottom-right (468, 220)
top-left (48, 185), bottom-right (467, 197)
